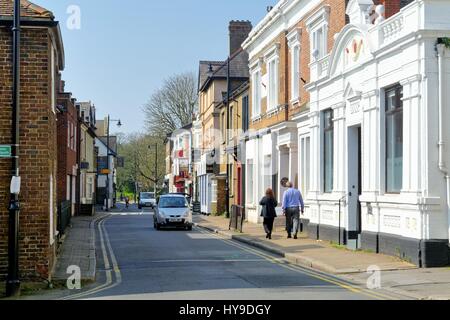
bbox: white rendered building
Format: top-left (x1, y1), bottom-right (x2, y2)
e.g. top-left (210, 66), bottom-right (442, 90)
top-left (303, 0), bottom-right (450, 267)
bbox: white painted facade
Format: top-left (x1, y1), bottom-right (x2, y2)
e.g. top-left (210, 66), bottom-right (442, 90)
top-left (303, 0), bottom-right (450, 253)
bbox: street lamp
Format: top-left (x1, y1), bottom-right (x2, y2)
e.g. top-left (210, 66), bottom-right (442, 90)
top-left (105, 115), bottom-right (122, 212)
top-left (148, 144), bottom-right (158, 193)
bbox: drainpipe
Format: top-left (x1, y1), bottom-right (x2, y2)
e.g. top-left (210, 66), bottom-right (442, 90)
top-left (6, 0), bottom-right (21, 297)
top-left (437, 42), bottom-right (450, 244)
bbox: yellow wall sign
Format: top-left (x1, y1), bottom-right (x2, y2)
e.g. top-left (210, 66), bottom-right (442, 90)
top-left (100, 169), bottom-right (110, 175)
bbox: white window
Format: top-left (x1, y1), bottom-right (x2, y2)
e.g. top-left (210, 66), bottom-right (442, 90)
top-left (288, 28), bottom-right (302, 102)
top-left (263, 155), bottom-right (272, 190)
top-left (251, 69), bottom-right (262, 118)
top-left (267, 57), bottom-right (279, 111)
top-left (299, 135), bottom-right (310, 194)
top-left (211, 179), bottom-right (217, 203)
top-left (292, 46), bottom-right (300, 100)
top-left (264, 43), bottom-right (280, 112)
top-left (306, 6), bottom-right (330, 61)
top-left (87, 176), bottom-right (93, 199)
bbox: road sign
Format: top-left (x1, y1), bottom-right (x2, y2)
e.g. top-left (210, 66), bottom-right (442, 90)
top-left (100, 169), bottom-right (110, 175)
top-left (0, 145), bottom-right (12, 158)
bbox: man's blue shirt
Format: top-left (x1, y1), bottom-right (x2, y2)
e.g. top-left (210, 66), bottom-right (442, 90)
top-left (282, 188), bottom-right (305, 211)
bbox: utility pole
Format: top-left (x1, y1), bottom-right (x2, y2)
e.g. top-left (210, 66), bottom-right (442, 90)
top-left (105, 115), bottom-right (110, 211)
top-left (225, 56), bottom-right (230, 218)
top-left (155, 143), bottom-right (158, 193)
top-left (104, 116), bottom-right (121, 211)
top-left (6, 0), bottom-right (21, 297)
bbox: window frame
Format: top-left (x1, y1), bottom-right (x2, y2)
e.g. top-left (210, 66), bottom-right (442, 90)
top-left (323, 109), bottom-right (334, 194)
top-left (384, 84), bottom-right (404, 194)
top-left (251, 68), bottom-right (262, 119)
top-left (306, 6), bottom-right (330, 62)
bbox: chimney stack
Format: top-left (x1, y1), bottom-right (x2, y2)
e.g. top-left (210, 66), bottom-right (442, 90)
top-left (229, 20), bottom-right (252, 56)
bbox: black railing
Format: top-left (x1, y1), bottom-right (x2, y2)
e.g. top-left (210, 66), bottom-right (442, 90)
top-left (58, 201), bottom-right (72, 236)
top-left (229, 205), bottom-right (245, 233)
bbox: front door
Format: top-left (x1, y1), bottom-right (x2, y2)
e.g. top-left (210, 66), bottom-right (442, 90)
top-left (347, 125), bottom-right (362, 250)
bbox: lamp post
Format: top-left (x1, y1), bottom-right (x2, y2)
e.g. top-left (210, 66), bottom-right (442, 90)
top-left (6, 0), bottom-right (21, 298)
top-left (105, 115), bottom-right (121, 212)
top-left (148, 144), bottom-right (158, 193)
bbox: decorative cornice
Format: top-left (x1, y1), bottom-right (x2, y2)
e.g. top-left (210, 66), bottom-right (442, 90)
top-left (362, 89), bottom-right (379, 99)
top-left (264, 42), bottom-right (281, 61)
top-left (287, 27), bottom-right (302, 48)
top-left (305, 5), bottom-right (330, 32)
top-left (400, 74), bottom-right (422, 86)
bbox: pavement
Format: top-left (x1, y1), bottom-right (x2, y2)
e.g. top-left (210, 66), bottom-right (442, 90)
top-left (193, 214), bottom-right (450, 300)
top-left (51, 204), bottom-right (128, 284)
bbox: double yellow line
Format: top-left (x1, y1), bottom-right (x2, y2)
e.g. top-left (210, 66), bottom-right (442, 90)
top-left (196, 227), bottom-right (405, 301)
top-left (60, 215), bottom-right (122, 300)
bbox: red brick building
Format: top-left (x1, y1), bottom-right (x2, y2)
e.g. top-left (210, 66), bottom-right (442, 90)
top-left (0, 0), bottom-right (65, 281)
top-left (57, 80), bottom-right (79, 218)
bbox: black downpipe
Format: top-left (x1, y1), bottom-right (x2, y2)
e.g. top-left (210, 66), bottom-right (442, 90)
top-left (6, 0), bottom-right (21, 297)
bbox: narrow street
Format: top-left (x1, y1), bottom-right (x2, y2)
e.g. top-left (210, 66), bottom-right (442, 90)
top-left (26, 206), bottom-right (410, 301)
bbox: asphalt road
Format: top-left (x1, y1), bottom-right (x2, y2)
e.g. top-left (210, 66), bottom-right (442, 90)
top-left (30, 207), bottom-right (410, 300)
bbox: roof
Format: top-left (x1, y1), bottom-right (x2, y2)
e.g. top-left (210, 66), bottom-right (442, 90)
top-left (198, 60), bottom-right (225, 92)
top-left (0, 0), bottom-right (54, 19)
top-left (198, 49), bottom-right (249, 92)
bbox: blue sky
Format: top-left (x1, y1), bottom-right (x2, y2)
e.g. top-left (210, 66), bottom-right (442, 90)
top-left (33, 0), bottom-right (273, 134)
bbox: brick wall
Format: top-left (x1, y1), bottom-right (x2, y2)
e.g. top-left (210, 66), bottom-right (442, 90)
top-left (249, 0), bottom-right (348, 129)
top-left (57, 91), bottom-right (78, 207)
top-left (374, 0), bottom-right (408, 19)
top-left (0, 27), bottom-right (59, 281)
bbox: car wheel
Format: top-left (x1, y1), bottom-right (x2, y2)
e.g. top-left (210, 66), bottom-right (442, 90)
top-left (186, 225), bottom-right (192, 231)
top-left (155, 223), bottom-right (161, 230)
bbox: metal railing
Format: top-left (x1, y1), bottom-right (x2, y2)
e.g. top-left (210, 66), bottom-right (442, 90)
top-left (229, 205), bottom-right (245, 233)
top-left (58, 201), bottom-right (72, 236)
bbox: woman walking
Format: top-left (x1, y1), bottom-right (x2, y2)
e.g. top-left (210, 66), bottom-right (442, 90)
top-left (259, 188), bottom-right (278, 240)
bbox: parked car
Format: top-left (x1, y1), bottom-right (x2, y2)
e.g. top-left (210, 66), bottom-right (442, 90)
top-left (154, 194), bottom-right (193, 231)
top-left (138, 192), bottom-right (156, 209)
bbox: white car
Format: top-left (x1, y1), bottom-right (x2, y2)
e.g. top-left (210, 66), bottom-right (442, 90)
top-left (153, 194), bottom-right (193, 230)
top-left (138, 192), bottom-right (156, 209)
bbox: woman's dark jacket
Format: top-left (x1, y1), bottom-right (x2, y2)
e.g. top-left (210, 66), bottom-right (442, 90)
top-left (259, 197), bottom-right (278, 218)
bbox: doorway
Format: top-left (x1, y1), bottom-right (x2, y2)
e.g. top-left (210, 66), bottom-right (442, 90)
top-left (347, 125), bottom-right (362, 250)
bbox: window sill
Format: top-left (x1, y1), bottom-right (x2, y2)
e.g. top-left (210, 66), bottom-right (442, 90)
top-left (290, 97), bottom-right (300, 106)
top-left (251, 115), bottom-right (262, 123)
top-left (266, 106), bottom-right (281, 118)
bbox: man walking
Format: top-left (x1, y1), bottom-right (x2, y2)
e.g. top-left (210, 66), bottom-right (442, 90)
top-left (282, 182), bottom-right (305, 239)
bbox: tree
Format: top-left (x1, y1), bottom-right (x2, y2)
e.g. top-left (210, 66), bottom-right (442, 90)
top-left (116, 133), bottom-right (166, 201)
top-left (143, 72), bottom-right (198, 138)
